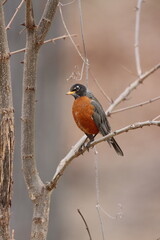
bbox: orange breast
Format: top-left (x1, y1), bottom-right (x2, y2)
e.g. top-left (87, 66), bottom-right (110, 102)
top-left (72, 96), bottom-right (99, 135)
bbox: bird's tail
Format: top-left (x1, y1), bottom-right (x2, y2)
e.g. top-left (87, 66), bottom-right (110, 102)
top-left (108, 137), bottom-right (124, 156)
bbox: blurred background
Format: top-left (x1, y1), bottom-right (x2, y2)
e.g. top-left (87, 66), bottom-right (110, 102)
top-left (3, 0), bottom-right (160, 239)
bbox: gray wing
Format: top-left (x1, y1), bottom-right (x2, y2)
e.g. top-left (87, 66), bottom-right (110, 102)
top-left (87, 92), bottom-right (124, 156)
top-left (87, 92), bottom-right (111, 136)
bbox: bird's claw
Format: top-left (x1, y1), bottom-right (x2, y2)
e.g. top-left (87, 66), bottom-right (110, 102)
top-left (78, 140), bottom-right (92, 153)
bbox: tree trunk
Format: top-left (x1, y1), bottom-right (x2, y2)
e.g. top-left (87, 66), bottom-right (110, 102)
top-left (0, 1), bottom-right (14, 239)
top-left (31, 188), bottom-right (51, 240)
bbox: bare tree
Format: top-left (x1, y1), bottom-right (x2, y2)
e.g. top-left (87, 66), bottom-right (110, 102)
top-left (0, 0), bottom-right (160, 240)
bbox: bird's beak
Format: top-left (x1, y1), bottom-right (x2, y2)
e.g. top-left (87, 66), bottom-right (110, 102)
top-left (66, 91), bottom-right (75, 95)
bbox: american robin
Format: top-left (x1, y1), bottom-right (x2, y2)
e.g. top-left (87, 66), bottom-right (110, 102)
top-left (67, 83), bottom-right (124, 156)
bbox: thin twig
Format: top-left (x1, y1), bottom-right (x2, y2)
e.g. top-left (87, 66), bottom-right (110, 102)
top-left (77, 0), bottom-right (89, 87)
top-left (59, 2), bottom-right (85, 62)
top-left (99, 205), bottom-right (116, 220)
top-left (111, 96), bottom-right (160, 115)
top-left (89, 69), bottom-right (112, 104)
top-left (121, 64), bottom-right (137, 77)
top-left (44, 34), bottom-right (76, 44)
top-left (152, 115), bottom-right (160, 121)
top-left (135, 0), bottom-right (143, 76)
top-left (6, 0), bottom-right (25, 30)
top-left (10, 34), bottom-right (76, 55)
top-left (66, 63), bottom-right (84, 81)
top-left (60, 0), bottom-right (76, 6)
top-left (94, 147), bottom-right (105, 240)
top-left (77, 209), bottom-right (92, 240)
top-left (106, 63), bottom-right (160, 115)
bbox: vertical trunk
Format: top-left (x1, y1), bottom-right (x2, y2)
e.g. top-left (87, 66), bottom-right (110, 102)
top-left (21, 1), bottom-right (60, 239)
top-left (21, 13), bottom-right (50, 240)
top-left (31, 188), bottom-right (51, 240)
top-left (21, 28), bottom-right (43, 197)
top-left (0, 1), bottom-right (14, 240)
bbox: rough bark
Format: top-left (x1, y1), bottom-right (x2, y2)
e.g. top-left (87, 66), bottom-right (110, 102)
top-left (0, 1), bottom-right (14, 239)
top-left (21, 1), bottom-right (59, 239)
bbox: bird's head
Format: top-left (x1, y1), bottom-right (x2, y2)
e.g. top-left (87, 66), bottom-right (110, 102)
top-left (66, 83), bottom-right (87, 99)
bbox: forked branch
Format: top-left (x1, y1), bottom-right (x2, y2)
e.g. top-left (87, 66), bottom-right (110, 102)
top-left (36, 0), bottom-right (59, 45)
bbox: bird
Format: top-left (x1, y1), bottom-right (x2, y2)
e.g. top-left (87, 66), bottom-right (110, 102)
top-left (66, 83), bottom-right (124, 156)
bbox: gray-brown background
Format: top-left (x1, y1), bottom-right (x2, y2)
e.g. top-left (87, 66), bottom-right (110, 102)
top-left (5, 0), bottom-right (160, 239)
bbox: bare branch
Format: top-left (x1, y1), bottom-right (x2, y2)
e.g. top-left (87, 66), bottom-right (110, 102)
top-left (135, 0), bottom-right (143, 76)
top-left (111, 96), bottom-right (160, 115)
top-left (94, 147), bottom-right (105, 240)
top-left (36, 0), bottom-right (59, 45)
top-left (25, 0), bottom-right (35, 28)
top-left (89, 69), bottom-right (112, 103)
top-left (91, 120), bottom-right (160, 147)
top-left (59, 2), bottom-right (85, 62)
top-left (77, 209), bottom-right (92, 240)
top-left (77, 0), bottom-right (89, 86)
top-left (46, 120), bottom-right (160, 191)
top-left (106, 63), bottom-right (160, 115)
top-left (152, 115), bottom-right (160, 121)
top-left (10, 34), bottom-right (77, 56)
top-left (22, 0), bottom-right (44, 200)
top-left (6, 0), bottom-right (25, 30)
top-left (46, 135), bottom-right (86, 190)
top-left (2, 0), bottom-right (8, 5)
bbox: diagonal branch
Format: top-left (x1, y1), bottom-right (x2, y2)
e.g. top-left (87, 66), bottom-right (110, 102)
top-left (77, 209), bottom-right (92, 240)
top-left (10, 34), bottom-right (77, 56)
top-left (36, 0), bottom-right (59, 45)
top-left (91, 120), bottom-right (160, 147)
top-left (46, 120), bottom-right (160, 191)
top-left (106, 63), bottom-right (160, 115)
top-left (6, 0), bottom-right (25, 30)
top-left (111, 96), bottom-right (160, 115)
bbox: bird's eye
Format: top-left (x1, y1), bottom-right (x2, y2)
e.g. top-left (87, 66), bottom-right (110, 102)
top-left (75, 86), bottom-right (80, 91)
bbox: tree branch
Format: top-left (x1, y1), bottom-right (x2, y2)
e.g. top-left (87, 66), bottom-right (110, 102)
top-left (89, 69), bottom-right (112, 103)
top-left (91, 120), bottom-right (160, 147)
top-left (10, 34), bottom-right (77, 56)
top-left (111, 96), bottom-right (160, 115)
top-left (6, 0), bottom-right (25, 30)
top-left (36, 0), bottom-right (59, 45)
top-left (46, 120), bottom-right (160, 191)
top-left (106, 63), bottom-right (160, 115)
top-left (25, 0), bottom-right (35, 28)
top-left (135, 0), bottom-right (143, 76)
top-left (77, 209), bottom-right (92, 240)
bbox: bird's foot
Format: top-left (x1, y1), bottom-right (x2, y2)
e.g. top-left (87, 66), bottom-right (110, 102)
top-left (78, 138), bottom-right (92, 153)
top-left (78, 137), bottom-right (88, 153)
top-left (85, 141), bottom-right (91, 151)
